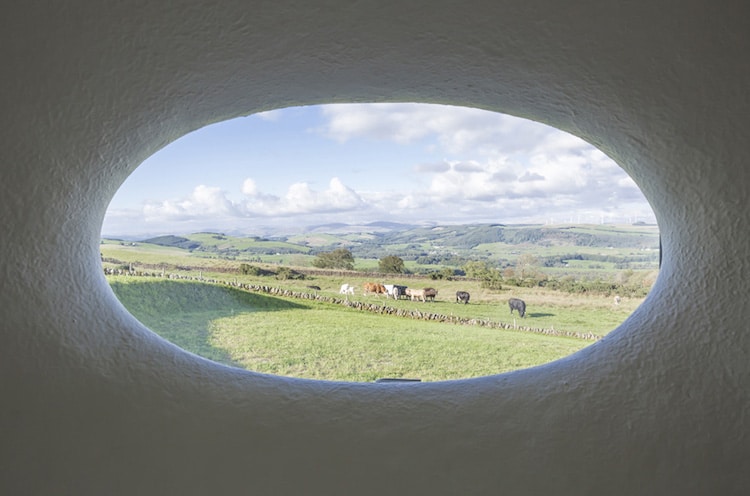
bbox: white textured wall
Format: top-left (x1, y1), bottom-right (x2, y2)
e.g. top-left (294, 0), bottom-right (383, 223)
top-left (1, 2), bottom-right (748, 494)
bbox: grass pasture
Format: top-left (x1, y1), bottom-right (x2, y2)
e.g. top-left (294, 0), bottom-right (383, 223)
top-left (109, 277), bottom-right (595, 382)
top-left (259, 275), bottom-right (642, 337)
top-left (103, 223), bottom-right (656, 381)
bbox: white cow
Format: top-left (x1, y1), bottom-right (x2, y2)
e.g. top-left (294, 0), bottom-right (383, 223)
top-left (405, 288), bottom-right (426, 302)
top-left (339, 283), bottom-right (355, 295)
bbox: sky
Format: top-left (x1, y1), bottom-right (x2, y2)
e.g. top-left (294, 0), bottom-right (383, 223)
top-left (102, 103), bottom-right (657, 238)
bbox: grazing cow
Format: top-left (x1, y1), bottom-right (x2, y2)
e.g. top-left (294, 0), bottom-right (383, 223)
top-left (393, 284), bottom-right (408, 300)
top-left (383, 284), bottom-right (407, 300)
top-left (456, 291), bottom-right (470, 304)
top-left (614, 295), bottom-right (622, 305)
top-left (363, 282), bottom-right (386, 295)
top-left (339, 283), bottom-right (355, 295)
top-left (405, 288), bottom-right (426, 302)
top-left (423, 287), bottom-right (438, 301)
top-left (508, 297), bottom-right (526, 318)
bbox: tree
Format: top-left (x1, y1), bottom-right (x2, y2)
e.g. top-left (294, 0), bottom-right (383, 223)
top-left (378, 255), bottom-right (405, 273)
top-left (463, 260), bottom-right (503, 290)
top-left (463, 260), bottom-right (494, 279)
top-left (515, 253), bottom-right (540, 279)
top-left (312, 248), bottom-right (355, 270)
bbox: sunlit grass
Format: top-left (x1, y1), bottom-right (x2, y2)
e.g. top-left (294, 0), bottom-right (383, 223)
top-left (249, 276), bottom-right (641, 336)
top-left (110, 277), bottom-right (592, 382)
top-left (208, 299), bottom-right (590, 381)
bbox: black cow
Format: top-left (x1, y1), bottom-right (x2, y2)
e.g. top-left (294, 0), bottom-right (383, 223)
top-left (393, 284), bottom-right (408, 300)
top-left (456, 291), bottom-right (470, 304)
top-left (508, 297), bottom-right (526, 317)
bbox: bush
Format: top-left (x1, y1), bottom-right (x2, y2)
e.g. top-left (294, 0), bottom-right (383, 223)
top-left (428, 267), bottom-right (456, 280)
top-left (239, 263), bottom-right (261, 275)
top-left (464, 260), bottom-right (502, 289)
top-left (275, 267), bottom-right (306, 280)
top-left (480, 277), bottom-right (503, 290)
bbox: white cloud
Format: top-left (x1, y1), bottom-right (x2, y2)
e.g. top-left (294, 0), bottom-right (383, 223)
top-left (254, 109), bottom-right (283, 121)
top-left (318, 102), bottom-right (560, 156)
top-left (241, 178), bottom-right (258, 196)
top-left (414, 161), bottom-right (451, 173)
top-left (143, 185), bottom-right (238, 222)
top-left (138, 177), bottom-right (369, 230)
top-left (278, 178), bottom-right (364, 214)
top-left (315, 103), bottom-right (650, 223)
top-left (453, 161), bottom-right (485, 173)
top-left (104, 103), bottom-right (656, 236)
top-left (518, 171), bottom-right (545, 182)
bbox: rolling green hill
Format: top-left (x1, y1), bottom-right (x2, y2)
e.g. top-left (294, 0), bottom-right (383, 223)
top-left (291, 223), bottom-right (660, 269)
top-left (141, 232), bottom-right (311, 257)
top-left (102, 223), bottom-right (659, 275)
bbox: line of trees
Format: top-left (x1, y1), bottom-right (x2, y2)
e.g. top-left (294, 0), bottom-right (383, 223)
top-left (313, 249), bottom-right (407, 274)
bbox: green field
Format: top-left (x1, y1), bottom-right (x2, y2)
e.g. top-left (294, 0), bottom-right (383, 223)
top-left (110, 277), bottom-right (595, 382)
top-left (103, 223), bottom-right (657, 381)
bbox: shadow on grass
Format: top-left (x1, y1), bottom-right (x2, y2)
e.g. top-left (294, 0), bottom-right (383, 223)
top-left (527, 312), bottom-right (555, 318)
top-left (110, 279), bottom-right (308, 368)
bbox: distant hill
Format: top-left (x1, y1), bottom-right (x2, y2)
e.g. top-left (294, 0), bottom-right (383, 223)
top-left (143, 235), bottom-right (201, 250)
top-left (103, 222), bottom-right (659, 270)
top-left (141, 232), bottom-right (310, 256)
top-left (366, 221), bottom-right (423, 230)
top-left (286, 222), bottom-right (658, 250)
top-left (304, 221), bottom-right (422, 235)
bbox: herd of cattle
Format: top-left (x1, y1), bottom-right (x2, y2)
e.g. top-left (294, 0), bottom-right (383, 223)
top-left (337, 283), bottom-right (526, 317)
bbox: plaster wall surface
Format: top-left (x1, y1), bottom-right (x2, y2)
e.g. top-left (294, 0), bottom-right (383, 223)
top-left (1, 1), bottom-right (748, 494)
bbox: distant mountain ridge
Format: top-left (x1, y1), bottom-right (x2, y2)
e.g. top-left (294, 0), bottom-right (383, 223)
top-left (304, 220), bottom-right (423, 234)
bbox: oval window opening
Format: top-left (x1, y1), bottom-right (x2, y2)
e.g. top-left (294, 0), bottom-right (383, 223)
top-left (102, 103), bottom-right (659, 382)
